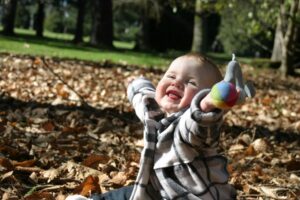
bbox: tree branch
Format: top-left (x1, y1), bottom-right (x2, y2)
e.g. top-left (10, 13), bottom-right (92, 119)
top-left (40, 57), bottom-right (89, 107)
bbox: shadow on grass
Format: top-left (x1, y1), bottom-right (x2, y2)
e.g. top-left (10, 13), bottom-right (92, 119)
top-left (0, 31), bottom-right (239, 66)
top-left (0, 32), bottom-right (113, 52)
top-left (0, 32), bottom-right (178, 62)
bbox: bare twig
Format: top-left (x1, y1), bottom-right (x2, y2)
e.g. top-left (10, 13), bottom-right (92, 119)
top-left (40, 57), bottom-right (89, 107)
top-left (14, 166), bottom-right (43, 173)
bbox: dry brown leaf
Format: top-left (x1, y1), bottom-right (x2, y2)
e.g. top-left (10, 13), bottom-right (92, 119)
top-left (59, 161), bottom-right (108, 182)
top-left (0, 123), bottom-right (6, 133)
top-left (24, 191), bottom-right (55, 200)
top-left (12, 159), bottom-right (36, 167)
top-left (126, 166), bottom-right (138, 179)
top-left (42, 121), bottom-right (56, 132)
top-left (244, 144), bottom-right (257, 157)
top-left (42, 168), bottom-right (60, 183)
top-left (73, 175), bottom-right (101, 197)
top-left (1, 192), bottom-right (19, 200)
top-left (0, 145), bottom-right (19, 158)
top-left (237, 134), bottom-right (252, 146)
top-left (226, 164), bottom-right (234, 175)
top-left (33, 57), bottom-right (42, 65)
top-left (260, 186), bottom-right (288, 200)
top-left (1, 171), bottom-right (14, 181)
top-left (228, 144), bottom-right (245, 155)
top-left (0, 157), bottom-right (14, 170)
top-left (261, 96), bottom-right (272, 105)
top-left (251, 138), bottom-right (269, 153)
top-left (62, 126), bottom-right (87, 134)
top-left (56, 83), bottom-right (70, 99)
top-left (55, 193), bottom-right (66, 200)
top-left (290, 173), bottom-right (300, 183)
top-left (109, 171), bottom-right (127, 186)
top-left (285, 160), bottom-right (300, 171)
top-left (82, 154), bottom-right (110, 168)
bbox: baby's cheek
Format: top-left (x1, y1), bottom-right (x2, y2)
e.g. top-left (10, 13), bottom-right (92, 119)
top-left (155, 84), bottom-right (166, 99)
top-left (154, 94), bottom-right (160, 105)
top-left (183, 90), bottom-right (198, 106)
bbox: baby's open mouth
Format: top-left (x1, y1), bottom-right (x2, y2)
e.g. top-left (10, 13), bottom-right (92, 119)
top-left (167, 90), bottom-right (182, 100)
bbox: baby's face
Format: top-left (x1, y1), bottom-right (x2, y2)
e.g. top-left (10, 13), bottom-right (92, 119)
top-left (155, 56), bottom-right (218, 115)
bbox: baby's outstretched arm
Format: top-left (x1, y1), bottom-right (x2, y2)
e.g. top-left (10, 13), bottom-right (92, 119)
top-left (200, 54), bottom-right (255, 112)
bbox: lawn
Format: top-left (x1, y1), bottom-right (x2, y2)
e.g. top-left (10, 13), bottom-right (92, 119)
top-left (0, 28), bottom-right (276, 71)
top-left (0, 28), bottom-right (174, 68)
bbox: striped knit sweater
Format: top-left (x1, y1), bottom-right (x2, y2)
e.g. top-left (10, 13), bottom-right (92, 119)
top-left (127, 77), bottom-right (236, 200)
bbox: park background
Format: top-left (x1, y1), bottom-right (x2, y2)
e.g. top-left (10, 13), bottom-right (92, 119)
top-left (0, 0), bottom-right (300, 199)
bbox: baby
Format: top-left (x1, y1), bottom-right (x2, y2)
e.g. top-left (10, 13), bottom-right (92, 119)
top-left (127, 52), bottom-right (236, 200)
top-left (67, 53), bottom-right (254, 200)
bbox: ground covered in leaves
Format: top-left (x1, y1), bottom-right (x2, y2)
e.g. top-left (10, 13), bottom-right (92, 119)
top-left (0, 53), bottom-right (299, 200)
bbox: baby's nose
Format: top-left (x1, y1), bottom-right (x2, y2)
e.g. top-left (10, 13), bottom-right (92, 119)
top-left (171, 79), bottom-right (183, 88)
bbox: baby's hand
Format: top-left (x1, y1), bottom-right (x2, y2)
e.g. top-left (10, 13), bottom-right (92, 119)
top-left (200, 81), bottom-right (239, 112)
top-left (210, 81), bottom-right (239, 109)
top-left (124, 76), bottom-right (138, 88)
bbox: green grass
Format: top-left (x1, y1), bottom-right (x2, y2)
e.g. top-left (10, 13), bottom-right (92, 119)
top-left (14, 28), bottom-right (76, 41)
top-left (1, 28), bottom-right (265, 69)
top-left (0, 28), bottom-right (172, 68)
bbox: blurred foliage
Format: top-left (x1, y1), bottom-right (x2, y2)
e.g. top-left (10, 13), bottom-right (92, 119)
top-left (113, 2), bottom-right (140, 42)
top-left (15, 1), bottom-right (32, 29)
top-left (44, 2), bottom-right (77, 34)
top-left (218, 0), bottom-right (278, 57)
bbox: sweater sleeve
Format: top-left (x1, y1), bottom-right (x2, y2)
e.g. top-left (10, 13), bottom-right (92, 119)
top-left (127, 77), bottom-right (156, 122)
top-left (178, 89), bottom-right (224, 149)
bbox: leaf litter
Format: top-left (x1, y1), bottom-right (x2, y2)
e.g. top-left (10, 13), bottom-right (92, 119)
top-left (0, 53), bottom-right (299, 199)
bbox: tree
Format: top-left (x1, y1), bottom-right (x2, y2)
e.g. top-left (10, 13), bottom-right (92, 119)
top-left (90, 0), bottom-right (113, 47)
top-left (15, 0), bottom-right (31, 29)
top-left (2, 0), bottom-right (18, 35)
top-left (132, 0), bottom-right (195, 51)
top-left (44, 0), bottom-right (78, 34)
top-left (217, 1), bottom-right (276, 57)
top-left (215, 0), bottom-right (299, 76)
top-left (73, 0), bottom-right (86, 43)
top-left (274, 0), bottom-right (300, 76)
top-left (114, 0), bottom-right (197, 51)
top-left (191, 0), bottom-right (220, 53)
top-left (191, 0), bottom-right (204, 52)
top-left (34, 0), bottom-right (45, 37)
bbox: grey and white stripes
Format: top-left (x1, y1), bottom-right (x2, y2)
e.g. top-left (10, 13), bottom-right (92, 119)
top-left (127, 78), bottom-right (236, 200)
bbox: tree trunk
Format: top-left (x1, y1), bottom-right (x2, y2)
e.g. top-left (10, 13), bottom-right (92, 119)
top-left (191, 0), bottom-right (204, 52)
top-left (90, 0), bottom-right (113, 47)
top-left (278, 0), bottom-right (299, 76)
top-left (35, 0), bottom-right (45, 38)
top-left (191, 0), bottom-right (209, 53)
top-left (135, 16), bottom-right (151, 50)
top-left (73, 0), bottom-right (86, 43)
top-left (2, 0), bottom-right (18, 35)
top-left (271, 16), bottom-right (282, 62)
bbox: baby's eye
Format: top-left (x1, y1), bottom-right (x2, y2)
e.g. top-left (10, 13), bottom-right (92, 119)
top-left (188, 80), bottom-right (197, 86)
top-left (166, 74), bottom-right (175, 79)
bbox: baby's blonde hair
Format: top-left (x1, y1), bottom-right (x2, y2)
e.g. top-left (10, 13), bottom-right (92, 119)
top-left (181, 52), bottom-right (223, 87)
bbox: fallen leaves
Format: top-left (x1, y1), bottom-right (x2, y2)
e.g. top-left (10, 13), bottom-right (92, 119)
top-left (73, 175), bottom-right (101, 196)
top-left (0, 53), bottom-right (300, 199)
